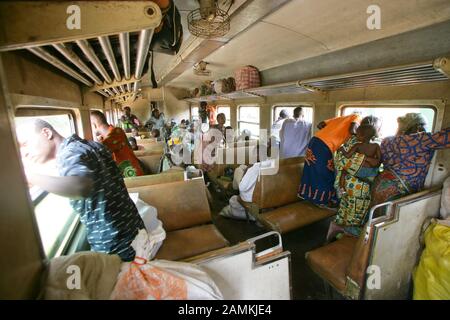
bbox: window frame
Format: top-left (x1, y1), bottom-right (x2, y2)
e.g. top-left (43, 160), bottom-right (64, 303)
top-left (190, 105), bottom-right (199, 122)
top-left (337, 99), bottom-right (446, 190)
top-left (337, 100), bottom-right (444, 134)
top-left (238, 104), bottom-right (260, 137)
top-left (271, 103), bottom-right (315, 129)
top-left (14, 107), bottom-right (81, 259)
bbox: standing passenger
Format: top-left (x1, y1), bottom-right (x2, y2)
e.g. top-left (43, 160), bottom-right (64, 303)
top-left (299, 113), bottom-right (361, 207)
top-left (18, 120), bottom-right (145, 261)
top-left (271, 109), bottom-right (289, 145)
top-left (279, 107), bottom-right (312, 159)
top-left (91, 111), bottom-right (144, 177)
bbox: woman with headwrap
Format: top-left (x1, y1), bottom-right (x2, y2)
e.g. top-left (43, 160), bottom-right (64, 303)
top-left (329, 116), bottom-right (382, 239)
top-left (372, 113), bottom-right (450, 206)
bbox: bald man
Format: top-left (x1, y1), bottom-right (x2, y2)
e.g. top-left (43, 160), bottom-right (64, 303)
top-left (18, 119), bottom-right (144, 261)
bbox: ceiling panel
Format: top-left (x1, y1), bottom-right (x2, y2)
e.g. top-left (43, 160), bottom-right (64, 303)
top-left (264, 0), bottom-right (450, 51)
top-left (167, 0), bottom-right (450, 89)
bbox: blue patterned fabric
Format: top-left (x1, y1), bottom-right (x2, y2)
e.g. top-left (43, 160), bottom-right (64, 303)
top-left (57, 135), bottom-right (144, 261)
top-left (381, 128), bottom-right (450, 192)
top-left (299, 137), bottom-right (337, 205)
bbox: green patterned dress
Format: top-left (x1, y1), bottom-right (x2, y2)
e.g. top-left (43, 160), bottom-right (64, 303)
top-left (333, 136), bottom-right (374, 235)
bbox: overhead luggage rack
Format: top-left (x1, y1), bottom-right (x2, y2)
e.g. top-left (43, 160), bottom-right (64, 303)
top-left (0, 1), bottom-right (163, 103)
top-left (246, 82), bottom-right (317, 96)
top-left (300, 58), bottom-right (450, 91)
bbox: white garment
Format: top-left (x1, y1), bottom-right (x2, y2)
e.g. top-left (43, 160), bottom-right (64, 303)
top-left (233, 165), bottom-right (248, 190)
top-left (271, 118), bottom-right (287, 143)
top-left (239, 159), bottom-right (274, 202)
top-left (280, 118), bottom-right (312, 159)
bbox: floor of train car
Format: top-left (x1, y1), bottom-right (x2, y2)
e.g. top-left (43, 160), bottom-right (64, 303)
top-left (207, 184), bottom-right (344, 300)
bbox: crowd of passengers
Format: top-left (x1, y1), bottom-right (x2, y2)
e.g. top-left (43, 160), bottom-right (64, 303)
top-left (218, 108), bottom-right (450, 240)
top-left (17, 101), bottom-right (450, 262)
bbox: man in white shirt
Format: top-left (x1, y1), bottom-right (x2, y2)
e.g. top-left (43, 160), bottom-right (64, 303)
top-left (279, 107), bottom-right (312, 159)
top-left (271, 109), bottom-right (289, 145)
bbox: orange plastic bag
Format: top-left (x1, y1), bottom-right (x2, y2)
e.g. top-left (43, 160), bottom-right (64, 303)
top-left (110, 230), bottom-right (223, 300)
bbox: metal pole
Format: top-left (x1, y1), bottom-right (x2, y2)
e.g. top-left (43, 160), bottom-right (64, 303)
top-left (76, 39), bottom-right (113, 84)
top-left (27, 47), bottom-right (92, 86)
top-left (52, 43), bottom-right (102, 85)
top-left (133, 29), bottom-right (154, 92)
top-left (98, 36), bottom-right (121, 81)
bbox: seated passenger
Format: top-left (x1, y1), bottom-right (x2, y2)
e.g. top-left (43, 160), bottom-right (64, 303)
top-left (145, 108), bottom-right (165, 131)
top-left (91, 111), bottom-right (144, 177)
top-left (220, 159), bottom-right (276, 221)
top-left (279, 107), bottom-right (312, 159)
top-left (372, 113), bottom-right (450, 205)
top-left (131, 128), bottom-right (143, 140)
top-left (151, 128), bottom-right (160, 139)
top-left (120, 106), bottom-right (141, 133)
top-left (18, 119), bottom-right (145, 261)
top-left (128, 137), bottom-right (143, 151)
top-left (299, 113), bottom-right (361, 207)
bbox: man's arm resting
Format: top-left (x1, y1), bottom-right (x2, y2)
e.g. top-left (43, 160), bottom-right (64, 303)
top-left (27, 173), bottom-right (94, 199)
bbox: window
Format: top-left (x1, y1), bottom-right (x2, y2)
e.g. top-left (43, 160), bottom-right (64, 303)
top-left (341, 106), bottom-right (436, 139)
top-left (191, 106), bottom-right (199, 122)
top-left (14, 111), bottom-right (79, 258)
top-left (217, 105), bottom-right (231, 127)
top-left (273, 105), bottom-right (314, 125)
top-left (238, 105), bottom-right (260, 138)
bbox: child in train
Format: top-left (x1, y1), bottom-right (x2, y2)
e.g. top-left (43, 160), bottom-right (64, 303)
top-left (337, 123), bottom-right (381, 196)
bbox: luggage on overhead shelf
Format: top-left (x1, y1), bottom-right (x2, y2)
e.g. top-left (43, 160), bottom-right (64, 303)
top-left (234, 66), bottom-right (261, 91)
top-left (213, 77), bottom-right (236, 94)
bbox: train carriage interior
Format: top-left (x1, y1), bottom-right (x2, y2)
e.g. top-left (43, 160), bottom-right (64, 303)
top-left (1, 0), bottom-right (450, 301)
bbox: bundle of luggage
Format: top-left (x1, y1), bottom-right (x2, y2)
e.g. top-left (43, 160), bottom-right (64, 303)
top-left (213, 77), bottom-right (236, 94)
top-left (190, 65), bottom-right (261, 97)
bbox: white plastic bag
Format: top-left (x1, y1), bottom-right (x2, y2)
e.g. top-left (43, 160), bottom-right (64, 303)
top-left (110, 230), bottom-right (223, 300)
top-left (129, 193), bottom-right (166, 260)
top-left (219, 195), bottom-right (256, 221)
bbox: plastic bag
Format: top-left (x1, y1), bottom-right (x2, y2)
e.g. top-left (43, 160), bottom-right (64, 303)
top-left (219, 195), bottom-right (256, 221)
top-left (129, 193), bottom-right (166, 260)
top-left (413, 219), bottom-right (450, 300)
top-left (110, 230), bottom-right (223, 300)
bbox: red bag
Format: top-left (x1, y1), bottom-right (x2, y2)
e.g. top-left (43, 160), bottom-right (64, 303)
top-left (234, 66), bottom-right (260, 90)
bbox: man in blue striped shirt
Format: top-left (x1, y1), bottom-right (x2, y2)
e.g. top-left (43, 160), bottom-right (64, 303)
top-left (20, 119), bottom-right (144, 261)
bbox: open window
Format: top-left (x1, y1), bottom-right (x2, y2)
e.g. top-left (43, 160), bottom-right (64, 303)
top-left (14, 109), bottom-right (80, 259)
top-left (340, 105), bottom-right (436, 139)
top-left (190, 106), bottom-right (199, 122)
top-left (273, 105), bottom-right (313, 125)
top-left (238, 105), bottom-right (260, 138)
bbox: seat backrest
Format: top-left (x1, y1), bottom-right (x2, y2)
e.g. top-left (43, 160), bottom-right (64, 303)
top-left (210, 145), bottom-right (258, 177)
top-left (128, 179), bottom-right (212, 232)
top-left (346, 188), bottom-right (442, 300)
top-left (139, 138), bottom-right (158, 144)
top-left (138, 155), bottom-right (162, 174)
top-left (252, 157), bottom-right (305, 209)
top-left (124, 170), bottom-right (185, 188)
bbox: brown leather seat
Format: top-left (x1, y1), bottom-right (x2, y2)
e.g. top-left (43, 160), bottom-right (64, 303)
top-left (155, 224), bottom-right (229, 261)
top-left (245, 157), bottom-right (334, 234)
top-left (128, 179), bottom-right (229, 261)
top-left (124, 170), bottom-right (184, 188)
top-left (262, 202), bottom-right (336, 234)
top-left (138, 155), bottom-right (162, 175)
top-left (306, 235), bottom-right (358, 292)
